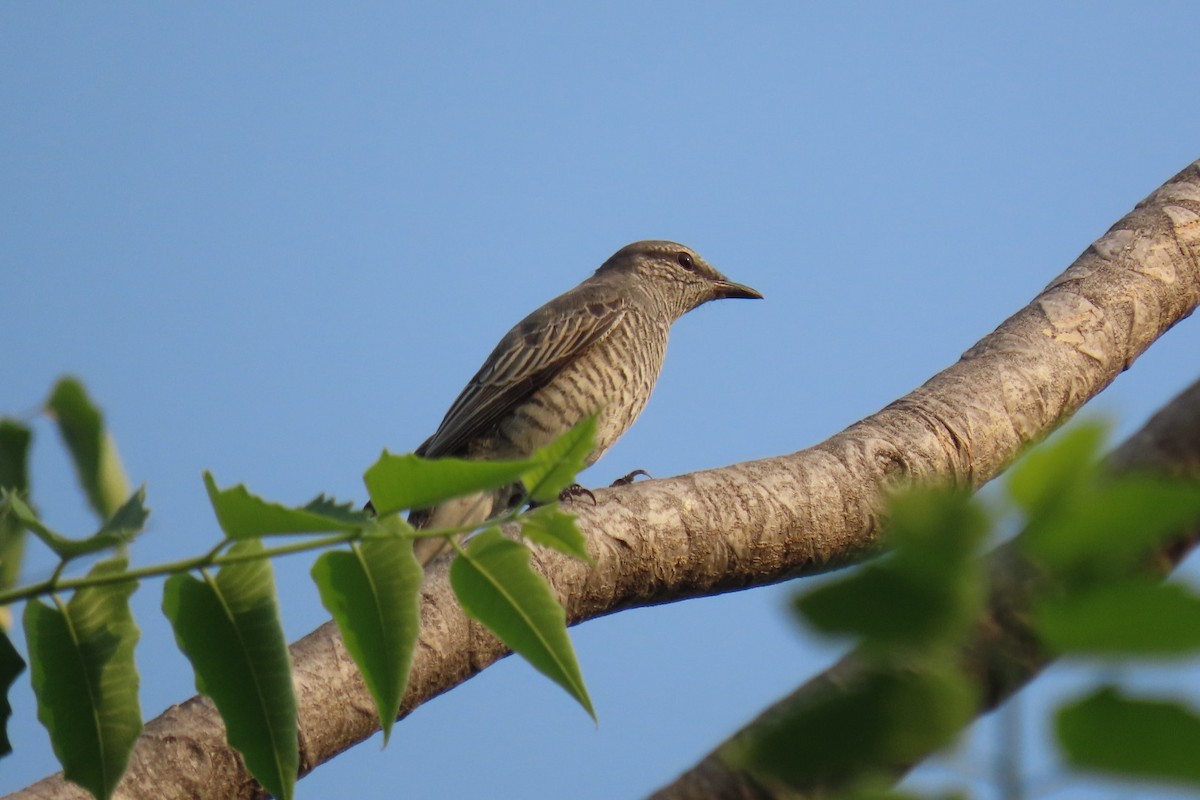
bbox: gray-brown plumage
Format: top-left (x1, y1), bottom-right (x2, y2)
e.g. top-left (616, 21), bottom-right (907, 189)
top-left (410, 240), bottom-right (761, 566)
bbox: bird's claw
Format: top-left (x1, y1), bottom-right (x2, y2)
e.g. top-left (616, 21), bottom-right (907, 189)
top-left (610, 469), bottom-right (651, 487)
top-left (559, 483), bottom-right (597, 505)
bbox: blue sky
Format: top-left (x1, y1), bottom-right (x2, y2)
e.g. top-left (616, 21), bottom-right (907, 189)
top-left (3, 4), bottom-right (1200, 798)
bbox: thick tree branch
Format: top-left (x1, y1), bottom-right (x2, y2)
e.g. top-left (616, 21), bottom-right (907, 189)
top-left (9, 161), bottom-right (1200, 799)
top-left (647, 377), bottom-right (1200, 800)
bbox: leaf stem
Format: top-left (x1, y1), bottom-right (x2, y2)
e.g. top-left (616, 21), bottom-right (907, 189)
top-left (0, 493), bottom-right (559, 608)
top-left (0, 531), bottom-right (358, 606)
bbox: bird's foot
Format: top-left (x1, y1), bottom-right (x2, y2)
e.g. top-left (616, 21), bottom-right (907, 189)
top-left (610, 469), bottom-right (651, 487)
top-left (558, 483), bottom-right (597, 505)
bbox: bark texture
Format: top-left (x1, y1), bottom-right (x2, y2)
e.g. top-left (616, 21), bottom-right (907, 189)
top-left (648, 377), bottom-right (1200, 800)
top-left (8, 161), bottom-right (1200, 800)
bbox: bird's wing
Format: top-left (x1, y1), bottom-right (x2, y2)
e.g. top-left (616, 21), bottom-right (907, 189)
top-left (417, 290), bottom-right (630, 458)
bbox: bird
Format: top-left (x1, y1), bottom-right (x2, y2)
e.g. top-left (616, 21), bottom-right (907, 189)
top-left (407, 240), bottom-right (762, 566)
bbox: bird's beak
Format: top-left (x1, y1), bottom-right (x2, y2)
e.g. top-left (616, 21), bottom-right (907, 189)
top-left (712, 279), bottom-right (763, 300)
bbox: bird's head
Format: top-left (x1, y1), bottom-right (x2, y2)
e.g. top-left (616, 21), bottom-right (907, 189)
top-left (595, 240), bottom-right (762, 317)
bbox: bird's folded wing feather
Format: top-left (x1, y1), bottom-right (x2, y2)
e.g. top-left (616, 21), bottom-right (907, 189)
top-left (417, 291), bottom-right (630, 458)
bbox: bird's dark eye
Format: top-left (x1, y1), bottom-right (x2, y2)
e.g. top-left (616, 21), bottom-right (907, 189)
top-left (676, 252), bottom-right (697, 271)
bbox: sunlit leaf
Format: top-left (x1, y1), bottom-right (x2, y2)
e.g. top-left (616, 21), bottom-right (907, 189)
top-left (450, 529), bottom-right (594, 719)
top-left (1058, 687), bottom-right (1200, 786)
top-left (312, 528), bottom-right (421, 744)
top-left (363, 453), bottom-right (533, 517)
top-left (45, 377), bottom-right (130, 520)
top-left (204, 473), bottom-right (370, 539)
top-left (520, 505), bottom-right (591, 562)
top-left (521, 416), bottom-right (597, 504)
top-left (24, 559), bottom-right (141, 800)
top-left (163, 542), bottom-right (296, 800)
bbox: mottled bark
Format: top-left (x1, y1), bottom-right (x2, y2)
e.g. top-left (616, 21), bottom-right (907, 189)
top-left (8, 160), bottom-right (1200, 800)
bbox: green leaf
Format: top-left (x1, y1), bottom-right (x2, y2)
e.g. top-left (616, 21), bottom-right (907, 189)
top-left (3, 489), bottom-right (148, 561)
top-left (204, 473), bottom-right (371, 539)
top-left (839, 784), bottom-right (967, 800)
top-left (521, 416), bottom-right (597, 504)
top-left (1, 492), bottom-right (65, 554)
top-left (797, 568), bottom-right (961, 648)
top-left (1021, 475), bottom-right (1200, 573)
top-left (0, 420), bottom-right (31, 494)
top-left (312, 529), bottom-right (421, 744)
top-left (0, 420), bottom-right (33, 600)
top-left (94, 487), bottom-right (151, 545)
top-left (733, 664), bottom-right (975, 789)
top-left (0, 630), bottom-right (26, 757)
top-left (450, 529), bottom-right (594, 719)
top-left (163, 542), bottom-right (297, 800)
top-left (1007, 421), bottom-right (1108, 517)
top-left (795, 490), bottom-right (987, 649)
top-left (301, 494), bottom-right (374, 526)
top-left (842, 790), bottom-right (965, 800)
top-left (363, 452), bottom-right (534, 518)
top-left (519, 505), bottom-right (592, 563)
top-left (1058, 686), bottom-right (1200, 786)
top-left (45, 377), bottom-right (130, 520)
top-left (1036, 580), bottom-right (1200, 655)
top-left (24, 558), bottom-right (141, 800)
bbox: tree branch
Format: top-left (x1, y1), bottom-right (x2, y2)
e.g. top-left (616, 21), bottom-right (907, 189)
top-left (646, 374), bottom-right (1200, 800)
top-left (9, 160), bottom-right (1200, 800)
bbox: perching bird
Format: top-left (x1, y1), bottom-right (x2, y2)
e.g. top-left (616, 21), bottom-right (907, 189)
top-left (409, 240), bottom-right (761, 566)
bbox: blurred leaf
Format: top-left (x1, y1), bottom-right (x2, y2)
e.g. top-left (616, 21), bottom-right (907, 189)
top-left (885, 488), bottom-right (988, 568)
top-left (95, 488), bottom-right (151, 545)
top-left (450, 529), bottom-right (594, 719)
top-left (520, 505), bottom-right (592, 563)
top-left (1021, 475), bottom-right (1200, 574)
top-left (1, 492), bottom-right (65, 554)
top-left (842, 788), bottom-right (964, 800)
top-left (0, 630), bottom-right (26, 757)
top-left (0, 420), bottom-right (32, 599)
top-left (363, 453), bottom-right (533, 518)
top-left (1058, 686), bottom-right (1200, 786)
top-left (735, 664), bottom-right (975, 789)
top-left (45, 378), bottom-right (130, 520)
top-left (1037, 580), bottom-right (1200, 655)
top-left (797, 568), bottom-right (958, 648)
top-left (3, 489), bottom-right (148, 561)
top-left (24, 559), bottom-right (141, 800)
top-left (301, 494), bottom-right (373, 526)
top-left (163, 542), bottom-right (296, 800)
top-left (0, 420), bottom-right (31, 494)
top-left (312, 530), bottom-right (421, 745)
top-left (796, 490), bottom-right (987, 649)
top-left (1007, 421), bottom-right (1107, 517)
top-left (521, 416), bottom-right (597, 504)
top-left (204, 473), bottom-right (369, 539)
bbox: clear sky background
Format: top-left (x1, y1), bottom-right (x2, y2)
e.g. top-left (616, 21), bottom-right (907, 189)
top-left (3, 4), bottom-right (1200, 799)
